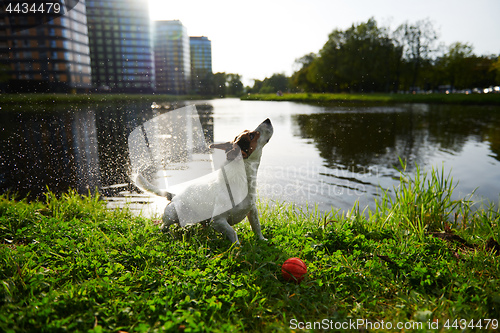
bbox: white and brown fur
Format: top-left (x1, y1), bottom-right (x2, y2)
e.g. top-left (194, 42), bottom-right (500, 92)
top-left (137, 118), bottom-right (273, 245)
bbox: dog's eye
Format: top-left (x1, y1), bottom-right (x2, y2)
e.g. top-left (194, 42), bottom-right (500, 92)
top-left (249, 133), bottom-right (255, 140)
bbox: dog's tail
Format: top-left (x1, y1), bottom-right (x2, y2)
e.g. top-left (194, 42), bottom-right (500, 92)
top-left (135, 174), bottom-right (175, 201)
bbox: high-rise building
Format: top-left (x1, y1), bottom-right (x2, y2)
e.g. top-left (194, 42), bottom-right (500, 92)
top-left (85, 0), bottom-right (154, 93)
top-left (154, 20), bottom-right (190, 95)
top-left (0, 1), bottom-right (92, 93)
top-left (190, 36), bottom-right (212, 94)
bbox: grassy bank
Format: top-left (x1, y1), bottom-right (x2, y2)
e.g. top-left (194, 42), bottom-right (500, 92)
top-left (2, 92), bottom-right (500, 108)
top-left (0, 93), bottom-right (210, 108)
top-left (242, 92), bottom-right (500, 106)
top-left (1, 165), bottom-right (499, 332)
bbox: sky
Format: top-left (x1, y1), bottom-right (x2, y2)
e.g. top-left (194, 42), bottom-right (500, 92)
top-left (149, 0), bottom-right (500, 86)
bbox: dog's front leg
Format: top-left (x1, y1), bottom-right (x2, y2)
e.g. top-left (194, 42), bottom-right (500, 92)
top-left (212, 217), bottom-right (240, 245)
top-left (247, 205), bottom-right (267, 241)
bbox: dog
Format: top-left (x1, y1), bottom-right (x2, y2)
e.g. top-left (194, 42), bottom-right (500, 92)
top-left (136, 118), bottom-right (273, 245)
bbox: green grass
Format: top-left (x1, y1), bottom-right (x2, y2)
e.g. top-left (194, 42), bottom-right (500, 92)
top-left (1, 164), bottom-right (500, 332)
top-left (242, 92), bottom-right (500, 106)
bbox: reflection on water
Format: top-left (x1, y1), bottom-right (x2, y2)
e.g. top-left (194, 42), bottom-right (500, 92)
top-left (1, 107), bottom-right (101, 197)
top-left (0, 101), bottom-right (213, 202)
top-left (256, 102), bottom-right (500, 211)
top-left (1, 99), bottom-right (499, 214)
top-left (294, 104), bottom-right (500, 171)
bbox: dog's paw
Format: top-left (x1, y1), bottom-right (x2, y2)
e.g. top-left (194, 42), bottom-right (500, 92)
top-left (159, 223), bottom-right (171, 233)
top-left (258, 236), bottom-right (268, 242)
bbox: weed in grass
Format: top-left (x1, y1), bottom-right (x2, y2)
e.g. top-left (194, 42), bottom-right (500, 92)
top-left (1, 166), bottom-right (499, 332)
top-left (371, 158), bottom-right (475, 238)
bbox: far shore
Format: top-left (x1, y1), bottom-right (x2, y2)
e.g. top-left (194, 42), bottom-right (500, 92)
top-left (1, 92), bottom-right (500, 108)
top-left (241, 92), bottom-right (500, 106)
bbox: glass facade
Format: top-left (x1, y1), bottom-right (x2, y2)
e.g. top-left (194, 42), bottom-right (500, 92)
top-left (0, 1), bottom-right (92, 93)
top-left (154, 20), bottom-right (190, 95)
top-left (86, 0), bottom-right (154, 93)
top-left (190, 36), bottom-right (212, 94)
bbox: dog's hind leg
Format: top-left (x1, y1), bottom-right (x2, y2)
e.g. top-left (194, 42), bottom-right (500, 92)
top-left (211, 217), bottom-right (240, 245)
top-left (160, 203), bottom-right (179, 232)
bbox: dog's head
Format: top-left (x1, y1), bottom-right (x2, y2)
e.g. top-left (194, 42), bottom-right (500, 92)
top-left (211, 118), bottom-right (273, 160)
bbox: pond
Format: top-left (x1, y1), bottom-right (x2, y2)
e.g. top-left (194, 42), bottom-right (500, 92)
top-left (1, 98), bottom-right (499, 214)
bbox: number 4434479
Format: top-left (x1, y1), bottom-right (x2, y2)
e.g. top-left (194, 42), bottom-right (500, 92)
top-left (5, 2), bottom-right (62, 14)
top-left (444, 319), bottom-right (498, 330)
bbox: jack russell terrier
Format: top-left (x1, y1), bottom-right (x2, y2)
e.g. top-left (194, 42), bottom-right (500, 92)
top-left (137, 118), bottom-right (273, 245)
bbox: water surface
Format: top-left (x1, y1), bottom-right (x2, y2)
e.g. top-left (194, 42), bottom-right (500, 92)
top-left (1, 98), bottom-right (499, 214)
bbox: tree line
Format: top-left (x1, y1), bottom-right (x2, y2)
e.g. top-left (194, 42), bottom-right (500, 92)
top-left (248, 18), bottom-right (500, 94)
top-left (191, 72), bottom-right (244, 97)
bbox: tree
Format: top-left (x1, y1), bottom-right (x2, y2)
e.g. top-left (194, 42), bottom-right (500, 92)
top-left (259, 73), bottom-right (290, 93)
top-left (491, 56), bottom-right (500, 84)
top-left (442, 42), bottom-right (474, 90)
top-left (291, 53), bottom-right (317, 92)
top-left (290, 17), bottom-right (494, 94)
top-left (213, 72), bottom-right (227, 97)
top-left (470, 56), bottom-right (497, 88)
top-left (226, 73), bottom-right (244, 96)
top-left (247, 79), bottom-right (263, 94)
top-left (296, 18), bottom-right (401, 93)
top-left (394, 19), bottom-right (439, 91)
top-left (196, 72), bottom-right (215, 95)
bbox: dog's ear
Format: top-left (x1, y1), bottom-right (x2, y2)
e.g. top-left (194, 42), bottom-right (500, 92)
top-left (210, 142), bottom-right (233, 151)
top-left (227, 144), bottom-right (244, 160)
top-left (210, 142), bottom-right (244, 160)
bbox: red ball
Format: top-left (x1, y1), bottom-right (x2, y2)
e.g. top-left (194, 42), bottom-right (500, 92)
top-left (282, 257), bottom-right (307, 282)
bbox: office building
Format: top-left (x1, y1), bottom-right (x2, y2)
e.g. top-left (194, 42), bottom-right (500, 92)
top-left (85, 0), bottom-right (154, 93)
top-left (154, 20), bottom-right (190, 95)
top-left (190, 36), bottom-right (212, 94)
top-left (0, 1), bottom-right (92, 93)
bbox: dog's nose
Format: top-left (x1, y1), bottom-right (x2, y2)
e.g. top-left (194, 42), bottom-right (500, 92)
top-left (263, 118), bottom-right (271, 125)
